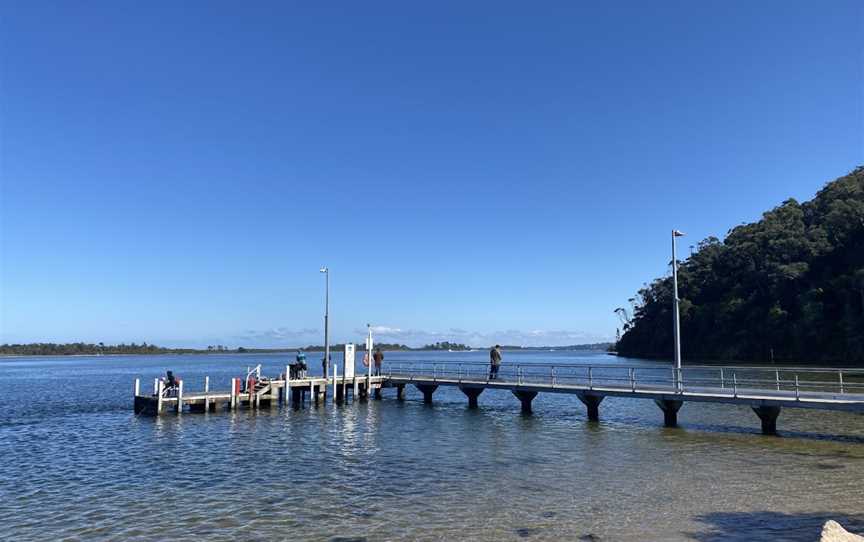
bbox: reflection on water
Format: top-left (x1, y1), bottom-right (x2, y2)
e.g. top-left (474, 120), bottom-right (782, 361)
top-left (1, 352), bottom-right (863, 541)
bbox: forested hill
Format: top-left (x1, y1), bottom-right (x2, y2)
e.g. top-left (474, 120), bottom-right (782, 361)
top-left (616, 167), bottom-right (864, 365)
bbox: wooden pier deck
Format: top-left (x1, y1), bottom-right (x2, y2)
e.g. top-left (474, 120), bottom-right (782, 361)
top-left (134, 361), bottom-right (864, 435)
top-left (133, 363), bottom-right (388, 415)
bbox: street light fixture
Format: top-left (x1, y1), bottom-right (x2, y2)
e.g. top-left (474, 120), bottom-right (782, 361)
top-left (320, 266), bottom-right (329, 379)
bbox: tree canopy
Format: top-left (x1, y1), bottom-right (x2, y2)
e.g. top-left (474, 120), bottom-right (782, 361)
top-left (616, 167), bottom-right (864, 365)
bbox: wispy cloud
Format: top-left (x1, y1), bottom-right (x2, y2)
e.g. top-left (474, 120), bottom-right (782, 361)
top-left (235, 327), bottom-right (321, 346)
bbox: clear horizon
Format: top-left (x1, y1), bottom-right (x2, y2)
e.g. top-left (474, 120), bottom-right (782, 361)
top-left (1, 1), bottom-right (862, 349)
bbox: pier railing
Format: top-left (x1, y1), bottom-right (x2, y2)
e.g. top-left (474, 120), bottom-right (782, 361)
top-left (386, 361), bottom-right (864, 398)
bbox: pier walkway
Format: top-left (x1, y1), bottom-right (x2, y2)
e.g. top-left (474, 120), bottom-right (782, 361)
top-left (133, 361), bottom-right (864, 435)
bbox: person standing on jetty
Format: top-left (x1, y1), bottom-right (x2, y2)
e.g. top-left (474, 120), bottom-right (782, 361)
top-left (373, 347), bottom-right (384, 376)
top-left (489, 345), bottom-right (502, 380)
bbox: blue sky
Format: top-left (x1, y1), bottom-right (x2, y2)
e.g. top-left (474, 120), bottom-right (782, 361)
top-left (1, 1), bottom-right (862, 348)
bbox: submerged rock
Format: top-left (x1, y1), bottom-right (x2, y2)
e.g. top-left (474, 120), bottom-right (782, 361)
top-left (820, 520), bottom-right (864, 542)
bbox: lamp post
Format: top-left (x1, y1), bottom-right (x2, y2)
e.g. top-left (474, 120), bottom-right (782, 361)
top-left (671, 230), bottom-right (685, 391)
top-left (320, 266), bottom-right (329, 379)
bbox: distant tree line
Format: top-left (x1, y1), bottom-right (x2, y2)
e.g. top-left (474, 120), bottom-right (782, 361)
top-left (616, 167), bottom-right (864, 365)
top-left (0, 342), bottom-right (201, 356)
top-left (421, 341), bottom-right (471, 351)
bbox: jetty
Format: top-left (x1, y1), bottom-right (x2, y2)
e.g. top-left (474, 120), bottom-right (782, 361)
top-left (133, 361), bottom-right (864, 435)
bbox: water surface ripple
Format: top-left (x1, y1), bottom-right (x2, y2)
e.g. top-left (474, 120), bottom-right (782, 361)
top-left (1, 352), bottom-right (863, 541)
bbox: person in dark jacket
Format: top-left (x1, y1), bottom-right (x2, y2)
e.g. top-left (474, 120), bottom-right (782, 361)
top-left (373, 348), bottom-right (384, 376)
top-left (489, 345), bottom-right (502, 380)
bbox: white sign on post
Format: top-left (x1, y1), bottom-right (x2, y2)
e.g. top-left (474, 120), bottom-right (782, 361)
top-left (343, 344), bottom-right (355, 378)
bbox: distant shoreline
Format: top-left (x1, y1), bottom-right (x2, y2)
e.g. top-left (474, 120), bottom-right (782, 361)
top-left (0, 342), bottom-right (614, 358)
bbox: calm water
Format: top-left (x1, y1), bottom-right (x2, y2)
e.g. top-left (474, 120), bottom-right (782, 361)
top-left (1, 351), bottom-right (863, 541)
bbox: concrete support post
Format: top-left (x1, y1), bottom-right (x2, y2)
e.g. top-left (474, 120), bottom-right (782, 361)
top-left (576, 392), bottom-right (604, 421)
top-left (396, 384), bottom-right (405, 401)
top-left (512, 390), bottom-right (538, 414)
top-left (415, 384), bottom-right (438, 404)
top-left (655, 399), bottom-right (683, 427)
top-left (752, 405), bottom-right (781, 435)
top-left (459, 386), bottom-right (484, 408)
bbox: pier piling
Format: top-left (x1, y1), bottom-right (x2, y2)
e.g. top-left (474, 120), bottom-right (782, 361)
top-left (415, 384), bottom-right (438, 404)
top-left (460, 386), bottom-right (484, 408)
top-left (752, 405), bottom-right (781, 435)
top-left (512, 390), bottom-right (538, 414)
top-left (655, 399), bottom-right (683, 427)
top-left (576, 392), bottom-right (604, 421)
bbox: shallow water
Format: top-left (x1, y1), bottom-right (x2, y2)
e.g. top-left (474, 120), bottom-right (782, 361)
top-left (1, 351), bottom-right (863, 541)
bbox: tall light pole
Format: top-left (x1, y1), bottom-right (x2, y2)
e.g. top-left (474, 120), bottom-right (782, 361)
top-left (320, 266), bottom-right (329, 379)
top-left (671, 230), bottom-right (685, 390)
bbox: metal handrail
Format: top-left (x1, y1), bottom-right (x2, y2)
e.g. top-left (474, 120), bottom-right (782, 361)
top-left (383, 360), bottom-right (864, 398)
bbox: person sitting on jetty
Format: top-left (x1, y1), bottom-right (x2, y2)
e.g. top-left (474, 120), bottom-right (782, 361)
top-left (163, 370), bottom-right (179, 396)
top-left (489, 345), bottom-right (502, 380)
top-left (373, 347), bottom-right (384, 376)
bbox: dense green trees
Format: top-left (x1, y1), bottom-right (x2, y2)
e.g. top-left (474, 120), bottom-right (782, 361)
top-left (617, 167), bottom-right (864, 365)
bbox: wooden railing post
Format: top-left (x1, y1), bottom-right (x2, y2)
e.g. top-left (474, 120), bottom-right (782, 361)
top-left (333, 363), bottom-right (338, 402)
top-left (156, 380), bottom-right (164, 413)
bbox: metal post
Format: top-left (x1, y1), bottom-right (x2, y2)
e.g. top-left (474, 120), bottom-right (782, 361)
top-left (320, 266), bottom-right (330, 379)
top-left (230, 378), bottom-right (236, 409)
top-left (775, 369), bottom-right (780, 391)
top-left (720, 368), bottom-right (725, 389)
top-left (204, 376), bottom-right (209, 411)
top-left (134, 378), bottom-right (140, 397)
top-left (153, 377), bottom-right (158, 395)
top-left (551, 366), bottom-right (556, 387)
top-left (795, 374), bottom-right (800, 400)
top-left (732, 372), bottom-right (738, 398)
top-left (588, 367), bottom-right (593, 390)
top-left (177, 380), bottom-right (183, 414)
top-left (672, 230), bottom-right (684, 391)
top-left (630, 368), bottom-right (636, 392)
top-left (839, 371), bottom-right (845, 394)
